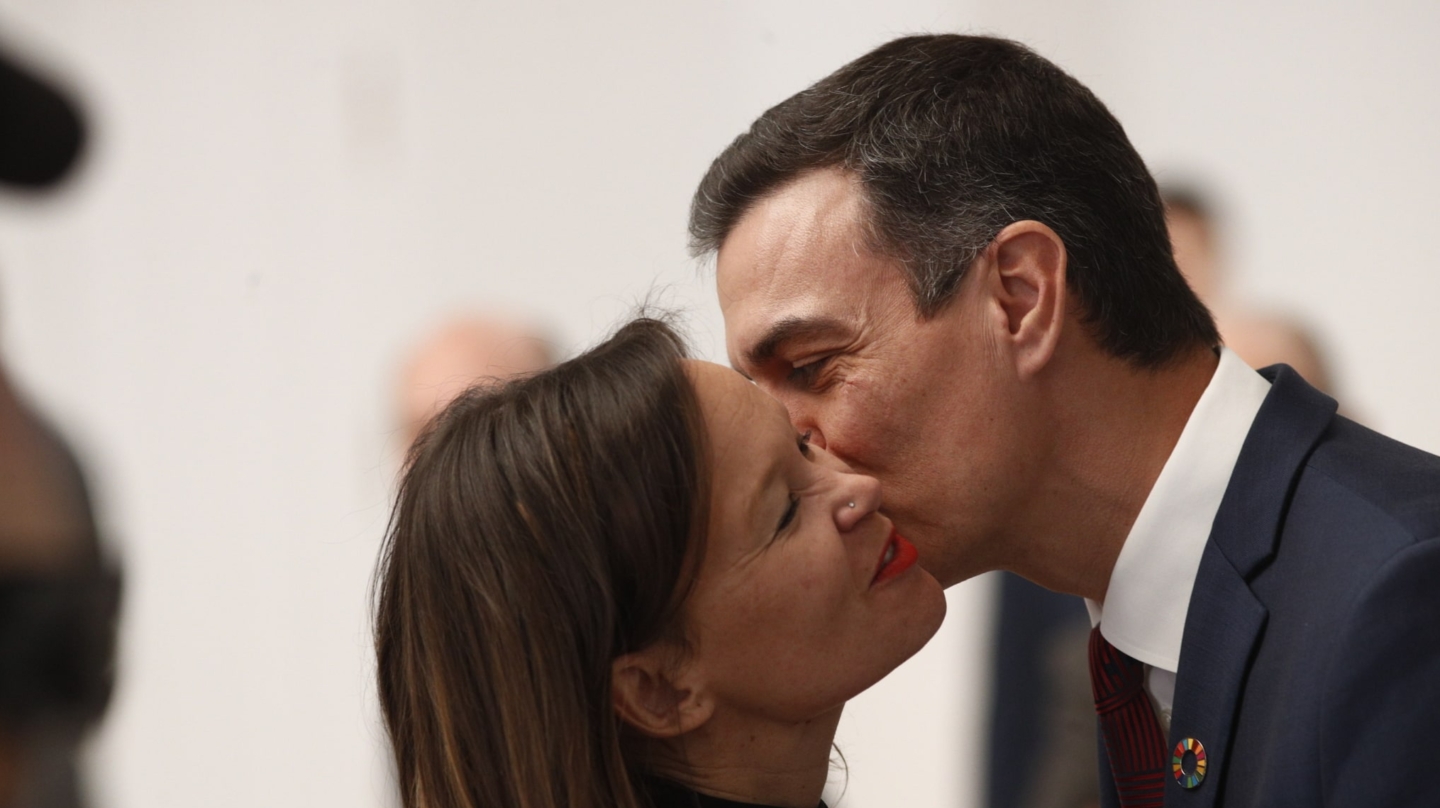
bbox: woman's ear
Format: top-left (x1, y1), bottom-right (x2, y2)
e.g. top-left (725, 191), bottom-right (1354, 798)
top-left (611, 647), bottom-right (714, 739)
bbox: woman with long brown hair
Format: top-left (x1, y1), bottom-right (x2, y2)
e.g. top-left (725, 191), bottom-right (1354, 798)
top-left (374, 317), bottom-right (946, 808)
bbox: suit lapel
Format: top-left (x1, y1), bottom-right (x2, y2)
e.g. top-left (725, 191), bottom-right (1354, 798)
top-left (1165, 549), bottom-right (1265, 808)
top-left (1164, 365), bottom-right (1336, 807)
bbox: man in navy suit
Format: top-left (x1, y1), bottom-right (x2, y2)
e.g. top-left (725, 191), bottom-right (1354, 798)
top-left (691, 34), bottom-right (1440, 807)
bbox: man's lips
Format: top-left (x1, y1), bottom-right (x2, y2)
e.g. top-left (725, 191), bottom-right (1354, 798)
top-left (871, 529), bottom-right (919, 586)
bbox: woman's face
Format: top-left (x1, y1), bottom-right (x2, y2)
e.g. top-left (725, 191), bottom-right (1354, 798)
top-left (680, 360), bottom-right (946, 723)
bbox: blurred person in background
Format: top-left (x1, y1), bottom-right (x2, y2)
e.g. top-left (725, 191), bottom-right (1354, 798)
top-left (0, 40), bottom-right (120, 808)
top-left (396, 315), bottom-right (554, 449)
top-left (1162, 185), bottom-right (1334, 394)
top-left (987, 576), bottom-right (1095, 808)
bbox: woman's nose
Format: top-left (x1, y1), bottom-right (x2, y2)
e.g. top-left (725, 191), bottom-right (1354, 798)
top-left (834, 472), bottom-right (882, 532)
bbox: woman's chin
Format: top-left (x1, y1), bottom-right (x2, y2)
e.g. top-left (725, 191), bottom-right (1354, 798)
top-left (855, 568), bottom-right (949, 696)
top-left (896, 571), bottom-right (948, 664)
top-left (901, 566), bottom-right (949, 653)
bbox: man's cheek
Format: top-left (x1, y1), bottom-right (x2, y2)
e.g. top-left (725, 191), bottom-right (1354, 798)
top-left (829, 408), bottom-right (890, 469)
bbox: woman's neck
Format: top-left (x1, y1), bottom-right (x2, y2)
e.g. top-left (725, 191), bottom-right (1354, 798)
top-left (647, 705), bottom-right (842, 808)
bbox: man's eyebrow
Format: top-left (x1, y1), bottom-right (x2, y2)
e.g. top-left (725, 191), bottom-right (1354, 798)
top-left (744, 315), bottom-right (848, 367)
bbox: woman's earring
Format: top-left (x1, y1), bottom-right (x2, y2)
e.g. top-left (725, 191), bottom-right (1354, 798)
top-left (847, 501), bottom-right (856, 509)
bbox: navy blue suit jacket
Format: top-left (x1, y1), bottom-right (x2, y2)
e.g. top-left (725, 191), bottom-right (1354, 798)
top-left (1098, 365), bottom-right (1440, 807)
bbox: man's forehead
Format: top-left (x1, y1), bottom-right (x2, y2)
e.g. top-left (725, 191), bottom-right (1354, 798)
top-left (716, 170), bottom-right (872, 359)
top-left (718, 172), bottom-right (865, 280)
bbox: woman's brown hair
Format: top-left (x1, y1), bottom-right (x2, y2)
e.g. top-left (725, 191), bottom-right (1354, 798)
top-left (374, 317), bottom-right (709, 808)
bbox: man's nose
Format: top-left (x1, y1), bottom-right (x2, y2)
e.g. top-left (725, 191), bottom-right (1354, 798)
top-left (773, 396), bottom-right (860, 473)
top-left (770, 394), bottom-right (827, 451)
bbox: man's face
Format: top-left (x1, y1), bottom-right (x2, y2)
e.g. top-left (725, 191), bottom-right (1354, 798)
top-left (717, 168), bottom-right (1035, 586)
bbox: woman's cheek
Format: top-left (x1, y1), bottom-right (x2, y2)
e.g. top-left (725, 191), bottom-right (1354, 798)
top-left (784, 550), bottom-right (856, 621)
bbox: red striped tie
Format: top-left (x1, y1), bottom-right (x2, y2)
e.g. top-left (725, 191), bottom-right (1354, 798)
top-left (1089, 627), bottom-right (1167, 808)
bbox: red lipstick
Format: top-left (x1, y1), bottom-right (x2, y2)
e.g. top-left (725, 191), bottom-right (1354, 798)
top-left (871, 529), bottom-right (919, 586)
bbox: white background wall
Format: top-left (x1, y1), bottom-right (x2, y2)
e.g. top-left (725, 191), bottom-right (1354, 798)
top-left (0, 2), bottom-right (1434, 808)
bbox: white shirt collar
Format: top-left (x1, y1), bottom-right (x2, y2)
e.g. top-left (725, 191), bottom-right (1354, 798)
top-left (1084, 348), bottom-right (1271, 672)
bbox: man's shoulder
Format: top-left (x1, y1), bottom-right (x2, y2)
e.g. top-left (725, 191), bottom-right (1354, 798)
top-left (1296, 415), bottom-right (1440, 544)
top-left (1224, 416), bottom-right (1440, 806)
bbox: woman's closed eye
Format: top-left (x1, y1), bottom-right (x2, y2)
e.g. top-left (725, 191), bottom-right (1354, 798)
top-left (775, 494), bottom-right (801, 535)
top-left (772, 431), bottom-right (814, 536)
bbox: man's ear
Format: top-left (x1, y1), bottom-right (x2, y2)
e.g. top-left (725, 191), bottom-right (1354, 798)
top-left (611, 647), bottom-right (714, 739)
top-left (983, 220), bottom-right (1067, 379)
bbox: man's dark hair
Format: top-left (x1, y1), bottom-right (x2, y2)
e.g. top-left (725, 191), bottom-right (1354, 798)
top-left (689, 34), bottom-right (1218, 367)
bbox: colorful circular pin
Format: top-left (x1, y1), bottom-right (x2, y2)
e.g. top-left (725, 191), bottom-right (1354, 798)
top-left (1172, 738), bottom-right (1207, 789)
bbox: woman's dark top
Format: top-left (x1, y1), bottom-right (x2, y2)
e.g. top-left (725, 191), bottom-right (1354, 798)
top-left (644, 777), bottom-right (827, 808)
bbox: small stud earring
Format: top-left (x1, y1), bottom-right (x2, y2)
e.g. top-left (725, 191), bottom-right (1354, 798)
top-left (847, 501), bottom-right (856, 509)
